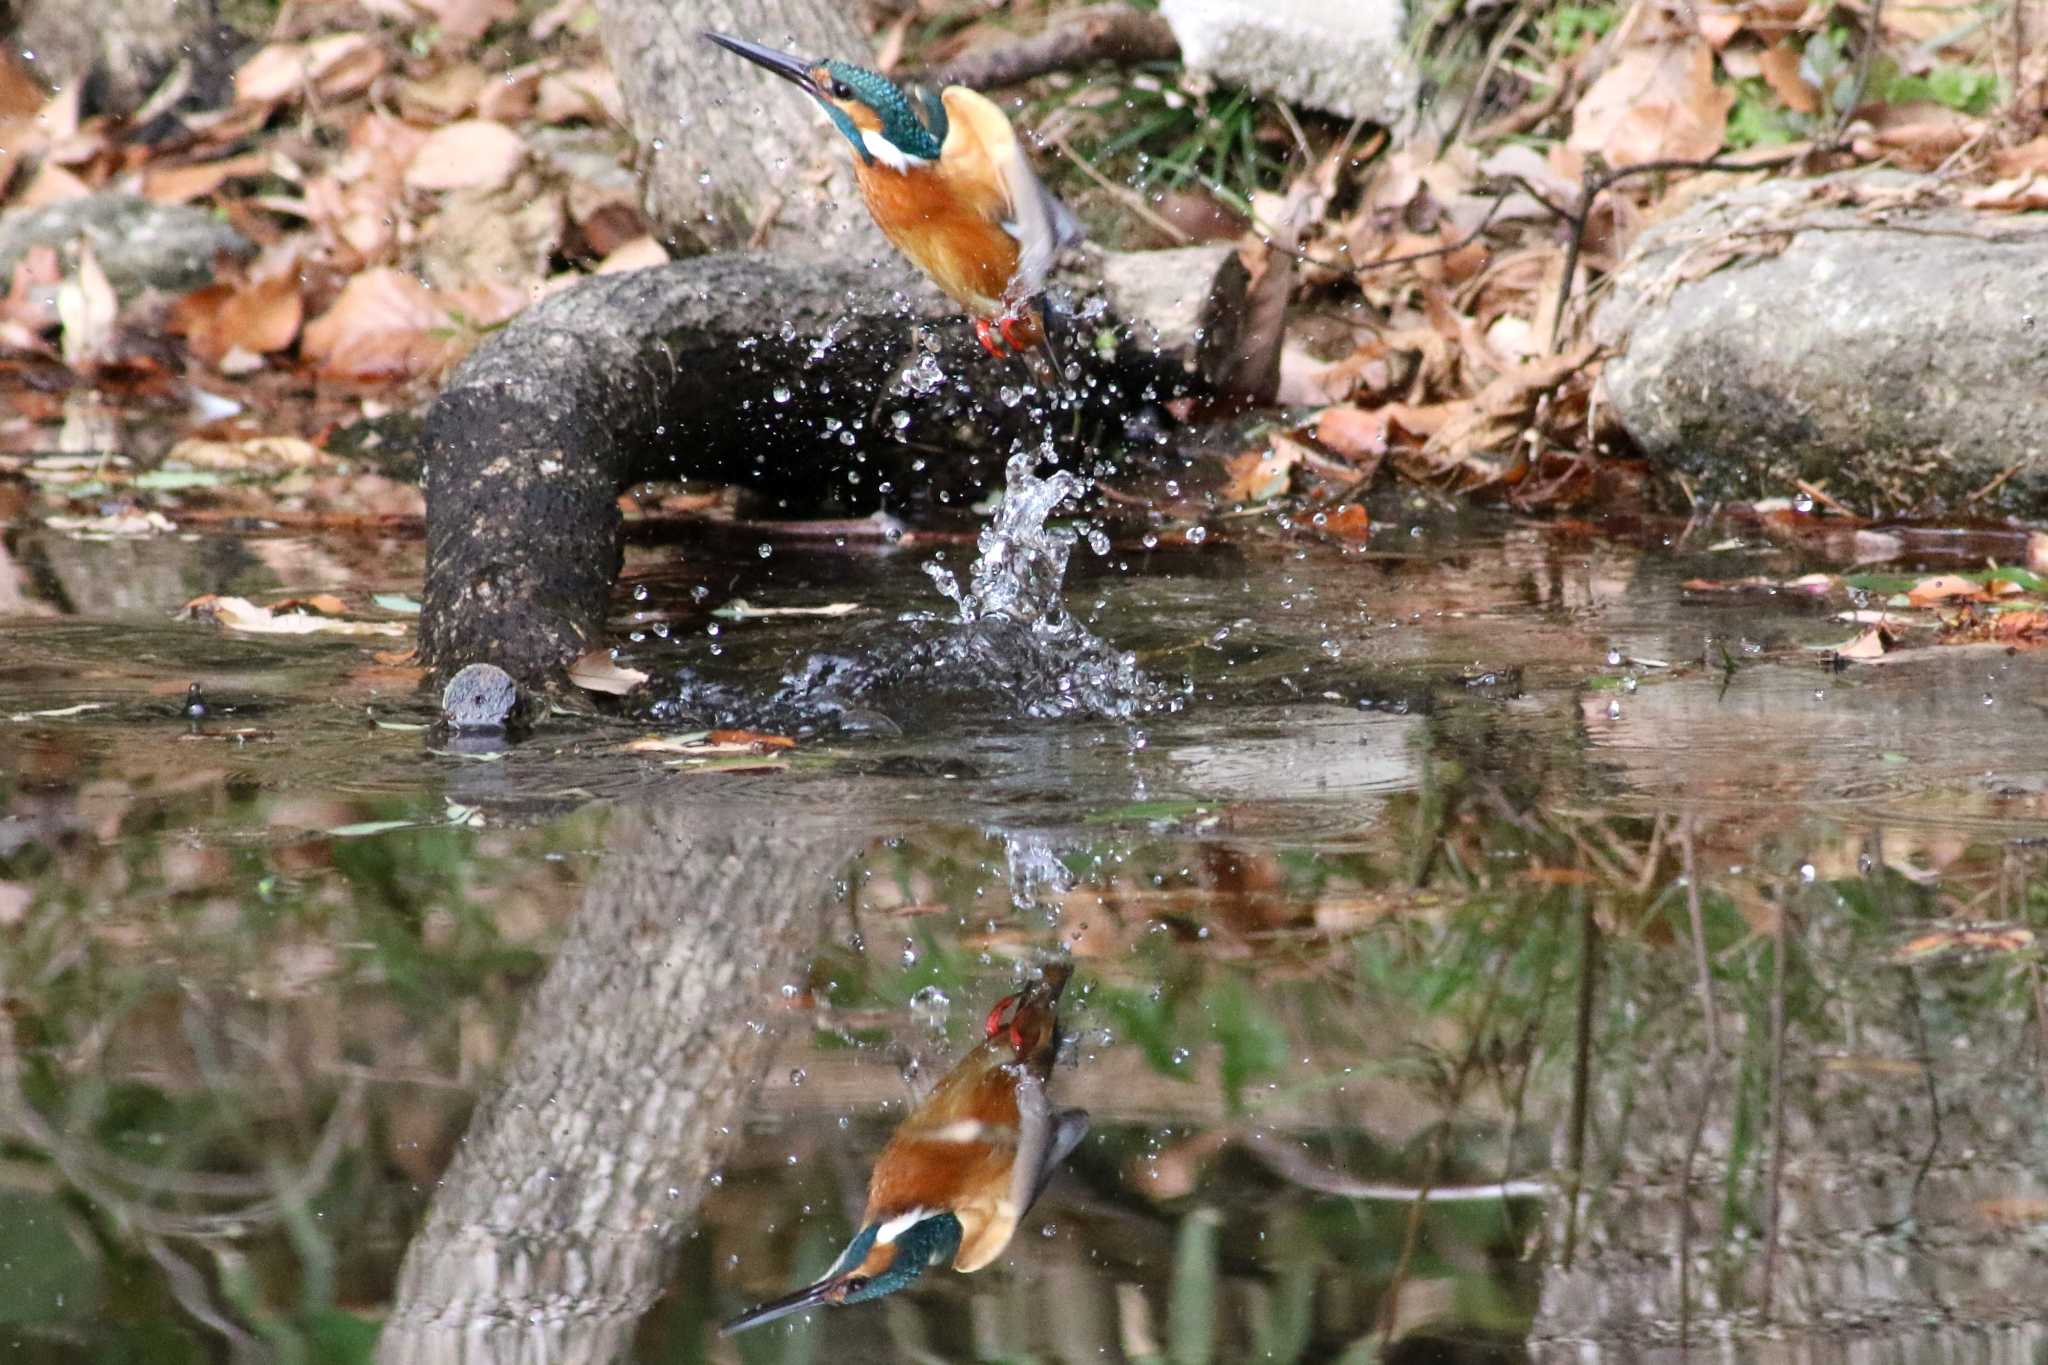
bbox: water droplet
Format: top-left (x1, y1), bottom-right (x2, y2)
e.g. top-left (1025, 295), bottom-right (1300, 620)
top-left (1186, 525), bottom-right (1208, 544)
top-left (1799, 863), bottom-right (1816, 883)
top-left (1605, 647), bottom-right (1623, 666)
top-left (771, 385), bottom-right (791, 403)
top-left (909, 984), bottom-right (951, 1026)
top-left (789, 1068), bottom-right (807, 1087)
top-left (1170, 1047), bottom-right (1190, 1067)
top-left (901, 940), bottom-right (919, 968)
top-left (891, 409), bottom-right (911, 430)
top-left (757, 543), bottom-right (773, 559)
top-left (632, 583), bottom-right (649, 601)
top-left (1605, 698), bottom-right (1622, 720)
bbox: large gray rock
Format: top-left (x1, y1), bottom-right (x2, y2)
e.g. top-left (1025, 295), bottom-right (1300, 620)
top-left (1159, 0), bottom-right (1416, 123)
top-left (1596, 173), bottom-right (2048, 513)
top-left (0, 193), bottom-right (251, 295)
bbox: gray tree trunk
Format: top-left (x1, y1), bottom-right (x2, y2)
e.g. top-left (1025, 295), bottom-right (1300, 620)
top-left (591, 0), bottom-right (896, 266)
top-left (376, 796), bottom-right (867, 1365)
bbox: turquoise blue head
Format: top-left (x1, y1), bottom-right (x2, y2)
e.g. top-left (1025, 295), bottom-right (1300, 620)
top-left (704, 32), bottom-right (947, 166)
top-left (719, 1212), bottom-right (963, 1335)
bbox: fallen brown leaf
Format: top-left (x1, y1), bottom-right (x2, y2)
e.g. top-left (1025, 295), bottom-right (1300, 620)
top-left (1993, 137), bottom-right (2048, 178)
top-left (1569, 40), bottom-right (1735, 168)
top-left (1220, 440), bottom-right (1301, 504)
top-left (300, 268), bottom-right (462, 381)
top-left (1890, 923), bottom-right (2034, 963)
top-left (166, 436), bottom-right (325, 472)
top-left (569, 649), bottom-right (648, 695)
top-left (707, 729), bottom-right (796, 750)
top-left (1905, 574), bottom-right (1987, 606)
top-left (181, 594), bottom-right (409, 636)
top-left (1312, 503), bottom-right (1371, 542)
top-left (405, 119), bottom-right (526, 194)
top-left (1757, 40), bottom-right (1819, 114)
top-left (235, 34), bottom-right (386, 107)
top-left (1831, 624), bottom-right (1895, 660)
top-left (142, 152), bottom-right (271, 204)
top-left (170, 273), bottom-right (303, 367)
top-left (56, 240), bottom-right (117, 370)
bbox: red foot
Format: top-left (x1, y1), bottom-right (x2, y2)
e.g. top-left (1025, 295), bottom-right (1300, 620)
top-left (984, 992), bottom-right (1019, 1039)
top-left (999, 314), bottom-right (1033, 353)
top-left (975, 317), bottom-right (1008, 359)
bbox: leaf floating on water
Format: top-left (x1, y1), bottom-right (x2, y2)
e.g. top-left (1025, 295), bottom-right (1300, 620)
top-left (325, 819), bottom-right (419, 838)
top-left (1890, 923), bottom-right (2035, 964)
top-left (8, 702), bottom-right (109, 721)
top-left (268, 593), bottom-right (351, 616)
top-left (568, 649), bottom-right (648, 695)
top-left (624, 729), bottom-right (793, 755)
top-left (1906, 574), bottom-right (1993, 607)
top-left (707, 729), bottom-right (795, 750)
top-left (46, 510), bottom-right (178, 537)
top-left (1830, 625), bottom-right (1896, 661)
top-left (180, 594), bottom-right (409, 636)
top-left (710, 599), bottom-right (862, 621)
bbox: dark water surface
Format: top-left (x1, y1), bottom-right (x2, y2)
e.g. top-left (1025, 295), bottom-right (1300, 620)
top-left (3, 506), bottom-right (2045, 1363)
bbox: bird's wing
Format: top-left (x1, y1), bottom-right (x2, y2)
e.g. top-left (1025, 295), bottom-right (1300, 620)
top-left (950, 1065), bottom-right (1049, 1272)
top-left (939, 86), bottom-right (1083, 303)
top-left (1027, 1108), bottom-right (1090, 1213)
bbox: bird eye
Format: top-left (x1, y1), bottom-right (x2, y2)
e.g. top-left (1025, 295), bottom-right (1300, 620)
top-left (830, 79), bottom-right (853, 100)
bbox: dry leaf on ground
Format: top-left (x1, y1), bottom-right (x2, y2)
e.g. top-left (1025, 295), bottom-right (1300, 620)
top-left (167, 436), bottom-right (326, 472)
top-left (55, 240), bottom-right (117, 370)
top-left (300, 268), bottom-right (463, 380)
top-left (181, 594), bottom-right (410, 636)
top-left (236, 34), bottom-right (386, 107)
top-left (1569, 41), bottom-right (1736, 167)
top-left (405, 120), bottom-right (526, 193)
top-left (570, 649), bottom-right (649, 694)
top-left (170, 273), bottom-right (304, 367)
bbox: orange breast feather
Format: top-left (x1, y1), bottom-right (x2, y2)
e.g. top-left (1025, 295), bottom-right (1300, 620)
top-left (856, 162), bottom-right (1019, 318)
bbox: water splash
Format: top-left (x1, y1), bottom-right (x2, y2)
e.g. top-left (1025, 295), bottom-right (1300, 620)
top-left (655, 447), bottom-right (1163, 729)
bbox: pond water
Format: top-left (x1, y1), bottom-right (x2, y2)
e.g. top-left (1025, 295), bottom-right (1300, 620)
top-left (2, 475), bottom-right (2045, 1363)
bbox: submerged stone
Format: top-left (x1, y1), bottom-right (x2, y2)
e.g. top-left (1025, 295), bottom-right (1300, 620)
top-left (0, 193), bottom-right (252, 295)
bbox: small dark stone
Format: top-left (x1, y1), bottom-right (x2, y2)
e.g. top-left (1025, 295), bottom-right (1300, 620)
top-left (441, 663), bottom-right (521, 731)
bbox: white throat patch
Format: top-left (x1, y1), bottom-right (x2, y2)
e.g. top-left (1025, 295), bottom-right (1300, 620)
top-left (862, 129), bottom-right (929, 172)
top-left (874, 1208), bottom-right (930, 1245)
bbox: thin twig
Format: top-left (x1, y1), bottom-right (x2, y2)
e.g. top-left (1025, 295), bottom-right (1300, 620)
top-left (1761, 900), bottom-right (1790, 1317)
top-left (1899, 967), bottom-right (1942, 1212)
top-left (1675, 816), bottom-right (1724, 1346)
top-left (1263, 191), bottom-right (1508, 280)
top-left (1835, 0), bottom-right (1889, 147)
top-left (1561, 888), bottom-right (1600, 1269)
top-left (1048, 133), bottom-right (1192, 244)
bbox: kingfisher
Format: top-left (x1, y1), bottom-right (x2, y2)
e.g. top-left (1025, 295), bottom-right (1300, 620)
top-left (704, 32), bottom-right (1083, 362)
top-left (722, 963), bottom-right (1088, 1334)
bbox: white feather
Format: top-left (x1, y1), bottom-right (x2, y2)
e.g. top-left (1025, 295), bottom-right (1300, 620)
top-left (862, 128), bottom-right (928, 172)
top-left (874, 1208), bottom-right (930, 1245)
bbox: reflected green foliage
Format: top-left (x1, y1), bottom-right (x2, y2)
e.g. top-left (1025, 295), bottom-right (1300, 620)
top-left (0, 758), bottom-right (601, 1358)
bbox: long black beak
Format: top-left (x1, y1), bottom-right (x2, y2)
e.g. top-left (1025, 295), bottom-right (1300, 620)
top-left (719, 1278), bottom-right (841, 1335)
top-left (703, 32), bottom-right (818, 92)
